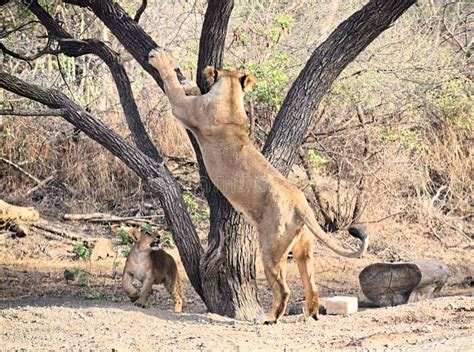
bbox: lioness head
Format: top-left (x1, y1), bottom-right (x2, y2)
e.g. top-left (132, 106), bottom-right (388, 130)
top-left (203, 66), bottom-right (256, 93)
top-left (129, 228), bottom-right (162, 252)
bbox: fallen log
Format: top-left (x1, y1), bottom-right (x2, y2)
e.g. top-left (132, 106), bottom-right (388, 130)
top-left (30, 222), bottom-right (87, 241)
top-left (0, 199), bottom-right (40, 222)
top-left (64, 212), bottom-right (163, 227)
top-left (359, 260), bottom-right (450, 307)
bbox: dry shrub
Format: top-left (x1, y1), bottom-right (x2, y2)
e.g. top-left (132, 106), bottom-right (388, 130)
top-left (1, 114), bottom-right (141, 210)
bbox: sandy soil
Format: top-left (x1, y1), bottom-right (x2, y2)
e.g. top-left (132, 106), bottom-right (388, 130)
top-left (1, 295), bottom-right (473, 351)
top-left (1, 224), bottom-right (473, 351)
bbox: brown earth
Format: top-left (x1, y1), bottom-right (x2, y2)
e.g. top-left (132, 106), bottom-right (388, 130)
top-left (0, 222), bottom-right (472, 351)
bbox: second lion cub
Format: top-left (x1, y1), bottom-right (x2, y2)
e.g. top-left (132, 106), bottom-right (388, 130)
top-left (122, 227), bottom-right (183, 312)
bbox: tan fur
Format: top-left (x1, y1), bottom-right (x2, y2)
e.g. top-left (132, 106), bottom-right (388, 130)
top-left (148, 48), bottom-right (368, 323)
top-left (122, 228), bottom-right (183, 312)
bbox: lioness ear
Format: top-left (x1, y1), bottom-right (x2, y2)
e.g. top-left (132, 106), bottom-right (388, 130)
top-left (203, 66), bottom-right (218, 86)
top-left (239, 74), bottom-right (257, 93)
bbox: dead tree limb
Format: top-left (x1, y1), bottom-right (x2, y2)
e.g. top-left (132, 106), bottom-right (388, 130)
top-left (0, 109), bottom-right (65, 116)
top-left (359, 260), bottom-right (450, 306)
top-left (0, 156), bottom-right (41, 184)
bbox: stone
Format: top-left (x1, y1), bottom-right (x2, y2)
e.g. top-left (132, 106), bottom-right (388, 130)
top-left (326, 296), bottom-right (358, 315)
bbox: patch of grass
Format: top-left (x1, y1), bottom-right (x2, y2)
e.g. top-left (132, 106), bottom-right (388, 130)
top-left (86, 291), bottom-right (108, 300)
top-left (77, 272), bottom-right (89, 287)
top-left (72, 241), bottom-right (91, 261)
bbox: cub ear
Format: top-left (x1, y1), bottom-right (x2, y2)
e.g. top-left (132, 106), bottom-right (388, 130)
top-left (128, 228), bottom-right (141, 242)
top-left (239, 74), bottom-right (257, 93)
top-left (203, 66), bottom-right (218, 86)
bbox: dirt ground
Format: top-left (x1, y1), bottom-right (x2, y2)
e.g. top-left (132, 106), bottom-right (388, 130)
top-left (1, 223), bottom-right (473, 351)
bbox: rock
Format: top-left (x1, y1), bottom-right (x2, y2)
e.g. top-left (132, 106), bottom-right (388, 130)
top-left (91, 238), bottom-right (115, 261)
top-left (326, 296), bottom-right (358, 315)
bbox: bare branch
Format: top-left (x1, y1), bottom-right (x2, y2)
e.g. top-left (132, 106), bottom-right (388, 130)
top-left (0, 20), bottom-right (41, 39)
top-left (0, 41), bottom-right (52, 67)
top-left (351, 105), bottom-right (370, 224)
top-left (134, 0), bottom-right (147, 23)
top-left (0, 156), bottom-right (41, 184)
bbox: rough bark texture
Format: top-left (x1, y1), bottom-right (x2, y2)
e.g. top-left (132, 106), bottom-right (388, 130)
top-left (359, 260), bottom-right (450, 307)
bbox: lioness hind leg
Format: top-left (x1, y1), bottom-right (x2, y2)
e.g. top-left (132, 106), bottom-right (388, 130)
top-left (292, 233), bottom-right (319, 320)
top-left (262, 255), bottom-right (290, 324)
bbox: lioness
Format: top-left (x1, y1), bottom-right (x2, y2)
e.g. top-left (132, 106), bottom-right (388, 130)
top-left (122, 227), bottom-right (183, 312)
top-left (149, 48), bottom-right (368, 323)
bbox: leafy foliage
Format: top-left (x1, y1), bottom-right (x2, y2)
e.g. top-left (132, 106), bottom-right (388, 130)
top-left (72, 241), bottom-right (91, 261)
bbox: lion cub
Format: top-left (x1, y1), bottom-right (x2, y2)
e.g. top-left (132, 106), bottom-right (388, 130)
top-left (122, 227), bottom-right (183, 312)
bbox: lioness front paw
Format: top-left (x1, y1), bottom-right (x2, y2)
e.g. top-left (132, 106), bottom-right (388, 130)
top-left (148, 48), bottom-right (175, 71)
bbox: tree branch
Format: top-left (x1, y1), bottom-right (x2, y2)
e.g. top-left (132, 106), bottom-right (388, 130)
top-left (24, 1), bottom-right (162, 161)
top-left (0, 40), bottom-right (52, 68)
top-left (263, 0), bottom-right (417, 176)
top-left (134, 0), bottom-right (147, 23)
top-left (0, 156), bottom-right (41, 184)
top-left (61, 0), bottom-right (186, 88)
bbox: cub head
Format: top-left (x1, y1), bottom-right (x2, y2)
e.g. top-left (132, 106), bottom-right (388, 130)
top-left (203, 66), bottom-right (256, 93)
top-left (129, 227), bottom-right (162, 252)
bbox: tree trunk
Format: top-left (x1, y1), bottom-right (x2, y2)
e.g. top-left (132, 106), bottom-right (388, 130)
top-left (359, 260), bottom-right (450, 307)
top-left (194, 0), bottom-right (262, 320)
top-left (199, 0), bottom-right (417, 319)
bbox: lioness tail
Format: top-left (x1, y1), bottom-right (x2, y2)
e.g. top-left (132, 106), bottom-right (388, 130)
top-left (297, 209), bottom-right (369, 258)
